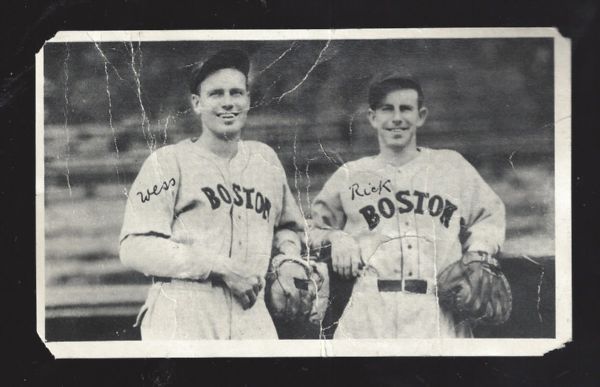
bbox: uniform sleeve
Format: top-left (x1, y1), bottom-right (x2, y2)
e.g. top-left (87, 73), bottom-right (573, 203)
top-left (120, 149), bottom-right (179, 241)
top-left (120, 235), bottom-right (219, 280)
top-left (119, 148), bottom-right (219, 280)
top-left (265, 147), bottom-right (305, 255)
top-left (308, 167), bottom-right (348, 248)
top-left (458, 155), bottom-right (506, 256)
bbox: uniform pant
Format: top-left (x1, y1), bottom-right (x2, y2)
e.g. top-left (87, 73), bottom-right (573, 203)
top-left (137, 279), bottom-right (278, 340)
top-left (334, 276), bottom-right (472, 339)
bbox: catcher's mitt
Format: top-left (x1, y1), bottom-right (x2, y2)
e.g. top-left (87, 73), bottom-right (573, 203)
top-left (265, 254), bottom-right (329, 326)
top-left (437, 251), bottom-right (512, 326)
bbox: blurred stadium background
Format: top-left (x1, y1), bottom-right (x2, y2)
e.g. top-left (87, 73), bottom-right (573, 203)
top-left (43, 39), bottom-right (556, 340)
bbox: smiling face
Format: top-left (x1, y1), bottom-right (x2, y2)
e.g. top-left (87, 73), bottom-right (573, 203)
top-left (191, 68), bottom-right (250, 140)
top-left (368, 88), bottom-right (427, 152)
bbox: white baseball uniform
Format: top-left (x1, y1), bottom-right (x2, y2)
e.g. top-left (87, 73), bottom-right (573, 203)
top-left (310, 147), bottom-right (505, 338)
top-left (120, 138), bottom-right (304, 340)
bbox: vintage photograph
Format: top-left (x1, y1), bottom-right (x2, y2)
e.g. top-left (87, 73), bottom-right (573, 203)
top-left (36, 29), bottom-right (571, 357)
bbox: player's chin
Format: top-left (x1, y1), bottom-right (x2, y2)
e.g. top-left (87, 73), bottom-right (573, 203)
top-left (223, 122), bottom-right (243, 131)
top-left (384, 138), bottom-right (408, 148)
top-left (212, 128), bottom-right (241, 141)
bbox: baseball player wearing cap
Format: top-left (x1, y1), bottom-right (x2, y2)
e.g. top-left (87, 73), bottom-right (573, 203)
top-left (120, 50), bottom-right (304, 340)
top-left (309, 75), bottom-right (506, 338)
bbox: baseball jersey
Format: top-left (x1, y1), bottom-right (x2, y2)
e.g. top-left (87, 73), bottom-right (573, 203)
top-left (120, 138), bottom-right (304, 339)
top-left (310, 147), bottom-right (506, 338)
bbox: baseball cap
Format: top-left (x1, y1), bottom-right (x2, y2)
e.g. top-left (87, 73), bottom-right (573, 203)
top-left (189, 49), bottom-right (250, 94)
top-left (368, 72), bottom-right (424, 109)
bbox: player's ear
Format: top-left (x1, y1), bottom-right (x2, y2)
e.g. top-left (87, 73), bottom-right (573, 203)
top-left (190, 93), bottom-right (202, 115)
top-left (416, 106), bottom-right (428, 127)
top-left (367, 108), bottom-right (377, 128)
top-left (245, 86), bottom-right (251, 109)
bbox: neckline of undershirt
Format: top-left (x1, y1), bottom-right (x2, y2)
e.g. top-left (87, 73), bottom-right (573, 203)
top-left (186, 137), bottom-right (248, 165)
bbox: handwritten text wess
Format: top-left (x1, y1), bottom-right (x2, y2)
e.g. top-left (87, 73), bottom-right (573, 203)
top-left (137, 178), bottom-right (176, 203)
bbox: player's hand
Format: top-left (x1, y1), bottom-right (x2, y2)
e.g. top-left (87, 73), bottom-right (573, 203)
top-left (213, 260), bottom-right (263, 310)
top-left (329, 231), bottom-right (363, 279)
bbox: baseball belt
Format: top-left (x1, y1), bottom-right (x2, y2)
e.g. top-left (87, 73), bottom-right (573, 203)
top-left (152, 276), bottom-right (224, 287)
top-left (376, 279), bottom-right (427, 293)
top-left (310, 243), bottom-right (427, 294)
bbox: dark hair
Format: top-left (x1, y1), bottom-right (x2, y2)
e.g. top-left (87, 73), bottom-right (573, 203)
top-left (368, 74), bottom-right (424, 110)
top-left (189, 49), bottom-right (250, 94)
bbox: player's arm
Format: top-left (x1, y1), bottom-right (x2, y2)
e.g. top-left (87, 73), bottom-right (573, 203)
top-left (272, 180), bottom-right (304, 257)
top-left (458, 156), bottom-right (506, 256)
top-left (308, 168), bottom-right (347, 246)
top-left (309, 167), bottom-right (362, 278)
top-left (274, 195), bottom-right (303, 257)
top-left (437, 154), bottom-right (511, 326)
top-left (120, 234), bottom-right (224, 280)
top-left (273, 228), bottom-right (302, 257)
top-left (119, 149), bottom-right (223, 281)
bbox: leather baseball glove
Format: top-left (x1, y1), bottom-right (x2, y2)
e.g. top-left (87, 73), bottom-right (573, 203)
top-left (437, 251), bottom-right (512, 326)
top-left (265, 254), bottom-right (329, 326)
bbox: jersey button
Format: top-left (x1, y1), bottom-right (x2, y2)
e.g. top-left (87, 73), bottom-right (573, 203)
top-left (408, 271), bottom-right (413, 277)
top-left (407, 244), bottom-right (412, 249)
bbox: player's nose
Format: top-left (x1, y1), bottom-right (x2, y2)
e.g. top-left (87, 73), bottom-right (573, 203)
top-left (221, 94), bottom-right (234, 110)
top-left (392, 109), bottom-right (403, 124)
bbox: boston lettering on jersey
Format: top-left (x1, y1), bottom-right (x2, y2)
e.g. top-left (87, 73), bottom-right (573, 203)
top-left (356, 188), bottom-right (458, 230)
top-left (201, 183), bottom-right (271, 221)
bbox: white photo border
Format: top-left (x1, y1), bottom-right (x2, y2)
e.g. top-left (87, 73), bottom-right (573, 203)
top-left (36, 27), bottom-right (571, 358)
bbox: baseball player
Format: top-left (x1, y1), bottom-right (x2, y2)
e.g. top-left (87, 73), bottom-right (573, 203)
top-left (119, 49), bottom-right (305, 340)
top-left (309, 74), bottom-right (506, 338)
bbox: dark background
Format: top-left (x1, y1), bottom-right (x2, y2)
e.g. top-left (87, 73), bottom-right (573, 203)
top-left (3, 0), bottom-right (599, 386)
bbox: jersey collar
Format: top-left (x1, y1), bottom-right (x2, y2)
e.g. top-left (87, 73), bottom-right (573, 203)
top-left (373, 147), bottom-right (429, 170)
